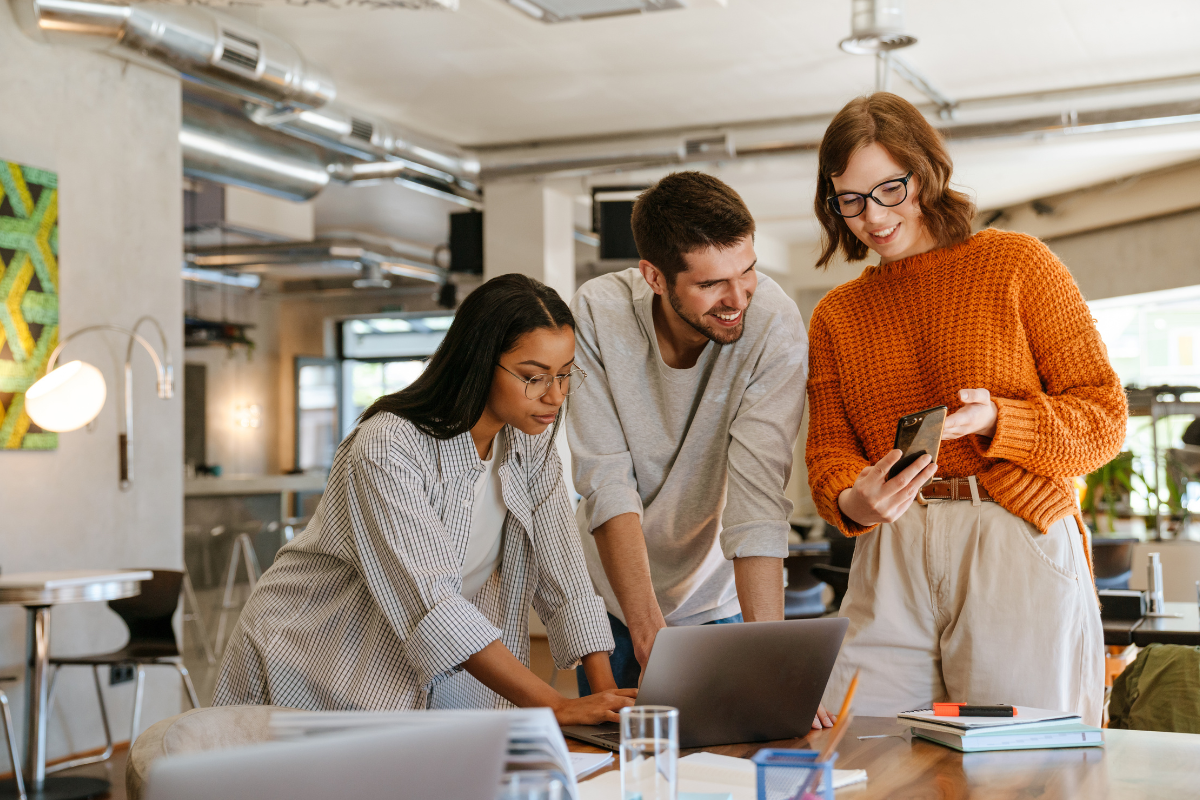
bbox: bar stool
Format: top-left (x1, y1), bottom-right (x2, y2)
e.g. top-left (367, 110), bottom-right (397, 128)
top-left (0, 675), bottom-right (24, 800)
top-left (214, 526), bottom-right (263, 658)
top-left (46, 570), bottom-right (200, 767)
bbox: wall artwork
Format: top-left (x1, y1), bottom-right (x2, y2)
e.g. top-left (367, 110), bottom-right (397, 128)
top-left (0, 160), bottom-right (59, 450)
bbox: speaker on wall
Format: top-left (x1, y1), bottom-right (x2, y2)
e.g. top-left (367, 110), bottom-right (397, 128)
top-left (449, 210), bottom-right (484, 274)
top-left (592, 187), bottom-right (646, 262)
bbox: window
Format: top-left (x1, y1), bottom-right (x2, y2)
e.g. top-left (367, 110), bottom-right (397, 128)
top-left (1089, 285), bottom-right (1200, 519)
top-left (294, 313), bottom-right (454, 471)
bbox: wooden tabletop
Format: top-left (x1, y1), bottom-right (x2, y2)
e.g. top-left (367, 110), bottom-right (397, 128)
top-left (570, 715), bottom-right (1200, 799)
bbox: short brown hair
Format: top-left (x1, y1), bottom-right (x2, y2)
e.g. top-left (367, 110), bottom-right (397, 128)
top-left (631, 171), bottom-right (755, 283)
top-left (814, 93), bottom-right (974, 268)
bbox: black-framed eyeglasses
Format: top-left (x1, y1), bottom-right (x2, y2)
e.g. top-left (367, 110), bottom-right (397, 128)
top-left (498, 364), bottom-right (588, 400)
top-left (826, 171), bottom-right (913, 218)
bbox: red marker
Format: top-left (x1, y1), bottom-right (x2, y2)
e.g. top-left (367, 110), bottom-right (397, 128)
top-left (932, 703), bottom-right (1016, 717)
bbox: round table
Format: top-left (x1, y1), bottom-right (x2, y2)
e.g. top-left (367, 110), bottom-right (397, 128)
top-left (0, 570), bottom-right (152, 800)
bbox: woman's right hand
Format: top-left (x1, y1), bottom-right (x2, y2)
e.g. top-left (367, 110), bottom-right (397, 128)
top-left (837, 450), bottom-right (937, 527)
top-left (552, 689), bottom-right (638, 726)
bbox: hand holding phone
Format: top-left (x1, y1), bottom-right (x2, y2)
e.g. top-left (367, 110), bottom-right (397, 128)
top-left (887, 406), bottom-right (947, 482)
top-left (942, 388), bottom-right (998, 440)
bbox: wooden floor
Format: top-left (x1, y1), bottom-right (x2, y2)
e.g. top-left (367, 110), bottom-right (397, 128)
top-left (41, 747), bottom-right (129, 800)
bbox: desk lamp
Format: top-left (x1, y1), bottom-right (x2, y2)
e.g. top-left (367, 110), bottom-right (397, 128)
top-left (25, 317), bottom-right (173, 491)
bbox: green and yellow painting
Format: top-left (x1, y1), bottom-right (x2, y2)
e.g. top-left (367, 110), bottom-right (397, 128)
top-left (0, 160), bottom-right (59, 449)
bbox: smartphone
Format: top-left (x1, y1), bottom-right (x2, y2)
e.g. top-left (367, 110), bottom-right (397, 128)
top-left (886, 405), bottom-right (947, 482)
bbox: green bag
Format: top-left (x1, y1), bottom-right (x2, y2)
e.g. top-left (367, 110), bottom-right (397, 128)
top-left (1109, 643), bottom-right (1200, 733)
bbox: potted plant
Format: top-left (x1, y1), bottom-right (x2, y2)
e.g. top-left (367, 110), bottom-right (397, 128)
top-left (1082, 452), bottom-right (1148, 534)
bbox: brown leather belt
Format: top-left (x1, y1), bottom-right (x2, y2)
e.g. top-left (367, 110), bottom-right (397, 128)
top-left (918, 476), bottom-right (994, 503)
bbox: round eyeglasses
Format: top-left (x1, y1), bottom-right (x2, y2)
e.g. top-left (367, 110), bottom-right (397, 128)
top-left (827, 171), bottom-right (913, 218)
top-left (498, 364), bottom-right (587, 400)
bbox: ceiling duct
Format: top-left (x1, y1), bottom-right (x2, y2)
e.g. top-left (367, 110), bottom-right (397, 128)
top-left (14, 0), bottom-right (479, 205)
top-left (182, 100), bottom-right (331, 201)
top-left (14, 0), bottom-right (336, 109)
top-left (186, 234), bottom-right (449, 286)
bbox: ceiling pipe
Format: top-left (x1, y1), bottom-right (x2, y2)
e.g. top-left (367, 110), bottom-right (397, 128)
top-left (12, 0), bottom-right (479, 203)
top-left (14, 0), bottom-right (336, 109)
top-left (182, 101), bottom-right (331, 202)
top-left (476, 90), bottom-right (1200, 180)
top-left (184, 234), bottom-right (449, 285)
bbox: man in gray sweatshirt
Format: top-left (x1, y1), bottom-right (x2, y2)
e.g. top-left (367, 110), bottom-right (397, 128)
top-left (568, 172), bottom-right (821, 722)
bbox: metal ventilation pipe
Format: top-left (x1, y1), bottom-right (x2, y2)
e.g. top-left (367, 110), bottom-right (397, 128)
top-left (182, 102), bottom-right (331, 201)
top-left (252, 105), bottom-right (481, 185)
top-left (15, 0), bottom-right (337, 110)
top-left (14, 0), bottom-right (481, 203)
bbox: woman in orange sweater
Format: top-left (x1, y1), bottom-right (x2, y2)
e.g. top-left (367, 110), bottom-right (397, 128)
top-left (806, 93), bottom-right (1127, 725)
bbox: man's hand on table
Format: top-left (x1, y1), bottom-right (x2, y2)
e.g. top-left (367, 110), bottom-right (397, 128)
top-left (813, 704), bottom-right (835, 729)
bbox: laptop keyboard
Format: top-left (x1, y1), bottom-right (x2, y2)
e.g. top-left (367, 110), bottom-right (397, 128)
top-left (593, 731), bottom-right (622, 744)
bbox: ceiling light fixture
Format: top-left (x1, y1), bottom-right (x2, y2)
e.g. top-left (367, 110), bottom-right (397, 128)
top-left (838, 0), bottom-right (916, 55)
top-left (837, 0), bottom-right (956, 118)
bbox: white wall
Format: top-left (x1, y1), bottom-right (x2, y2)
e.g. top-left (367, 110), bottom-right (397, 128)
top-left (0, 6), bottom-right (184, 759)
top-left (185, 283), bottom-right (281, 476)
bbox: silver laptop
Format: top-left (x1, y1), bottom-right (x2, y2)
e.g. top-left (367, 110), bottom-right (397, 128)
top-left (563, 617), bottom-right (849, 750)
top-left (145, 716), bottom-right (508, 800)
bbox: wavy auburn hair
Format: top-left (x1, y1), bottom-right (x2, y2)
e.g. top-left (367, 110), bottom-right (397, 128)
top-left (814, 93), bottom-right (975, 268)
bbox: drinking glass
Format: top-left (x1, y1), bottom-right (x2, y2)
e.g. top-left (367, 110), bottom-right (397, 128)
top-left (619, 705), bottom-right (678, 800)
top-left (496, 770), bottom-right (566, 800)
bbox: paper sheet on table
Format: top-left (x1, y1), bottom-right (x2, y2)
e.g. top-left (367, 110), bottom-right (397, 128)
top-left (572, 752), bottom-right (614, 779)
top-left (576, 751), bottom-right (867, 800)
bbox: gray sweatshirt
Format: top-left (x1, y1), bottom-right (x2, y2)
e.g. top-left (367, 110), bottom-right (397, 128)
top-left (567, 268), bottom-right (808, 626)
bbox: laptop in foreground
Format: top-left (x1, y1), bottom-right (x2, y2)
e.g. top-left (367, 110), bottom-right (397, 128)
top-left (563, 617), bottom-right (849, 750)
top-left (145, 715), bottom-right (508, 800)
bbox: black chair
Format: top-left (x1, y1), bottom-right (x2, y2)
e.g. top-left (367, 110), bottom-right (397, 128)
top-left (784, 548), bottom-right (831, 619)
top-left (46, 570), bottom-right (199, 770)
top-left (810, 522), bottom-right (856, 610)
top-left (0, 675), bottom-right (24, 800)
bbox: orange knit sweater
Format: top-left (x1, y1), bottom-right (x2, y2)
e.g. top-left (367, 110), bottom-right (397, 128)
top-left (805, 228), bottom-right (1127, 538)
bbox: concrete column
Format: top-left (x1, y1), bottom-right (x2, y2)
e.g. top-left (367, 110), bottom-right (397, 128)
top-left (483, 179), bottom-right (577, 302)
top-left (482, 178), bottom-right (581, 501)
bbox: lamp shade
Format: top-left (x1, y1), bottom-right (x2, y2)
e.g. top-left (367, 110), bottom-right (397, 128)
top-left (25, 360), bottom-right (108, 432)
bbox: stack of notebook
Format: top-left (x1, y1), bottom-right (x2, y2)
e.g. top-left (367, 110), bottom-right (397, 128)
top-left (898, 706), bottom-right (1103, 753)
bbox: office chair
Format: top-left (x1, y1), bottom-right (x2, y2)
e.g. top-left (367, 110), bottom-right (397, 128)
top-left (0, 675), bottom-right (25, 800)
top-left (809, 522), bottom-right (856, 610)
top-left (46, 570), bottom-right (199, 770)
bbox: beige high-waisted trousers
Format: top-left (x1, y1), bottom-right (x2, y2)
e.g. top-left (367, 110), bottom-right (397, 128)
top-left (821, 496), bottom-right (1105, 727)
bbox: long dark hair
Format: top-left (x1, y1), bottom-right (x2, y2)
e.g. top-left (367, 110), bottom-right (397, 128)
top-left (360, 273), bottom-right (575, 440)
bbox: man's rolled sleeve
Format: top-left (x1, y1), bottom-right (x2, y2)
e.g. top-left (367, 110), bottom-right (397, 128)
top-left (586, 481), bottom-right (644, 533)
top-left (402, 594), bottom-right (502, 689)
top-left (718, 519), bottom-right (792, 560)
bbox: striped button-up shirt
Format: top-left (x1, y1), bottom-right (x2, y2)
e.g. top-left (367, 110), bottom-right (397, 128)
top-left (212, 412), bottom-right (614, 711)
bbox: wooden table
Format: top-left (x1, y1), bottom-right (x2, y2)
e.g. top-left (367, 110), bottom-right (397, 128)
top-left (570, 715), bottom-right (1200, 799)
top-left (1104, 601), bottom-right (1200, 647)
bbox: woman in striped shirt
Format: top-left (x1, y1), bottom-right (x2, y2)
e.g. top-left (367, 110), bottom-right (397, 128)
top-left (214, 274), bottom-right (635, 724)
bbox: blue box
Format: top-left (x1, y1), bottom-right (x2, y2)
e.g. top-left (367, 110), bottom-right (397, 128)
top-left (751, 749), bottom-right (838, 800)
